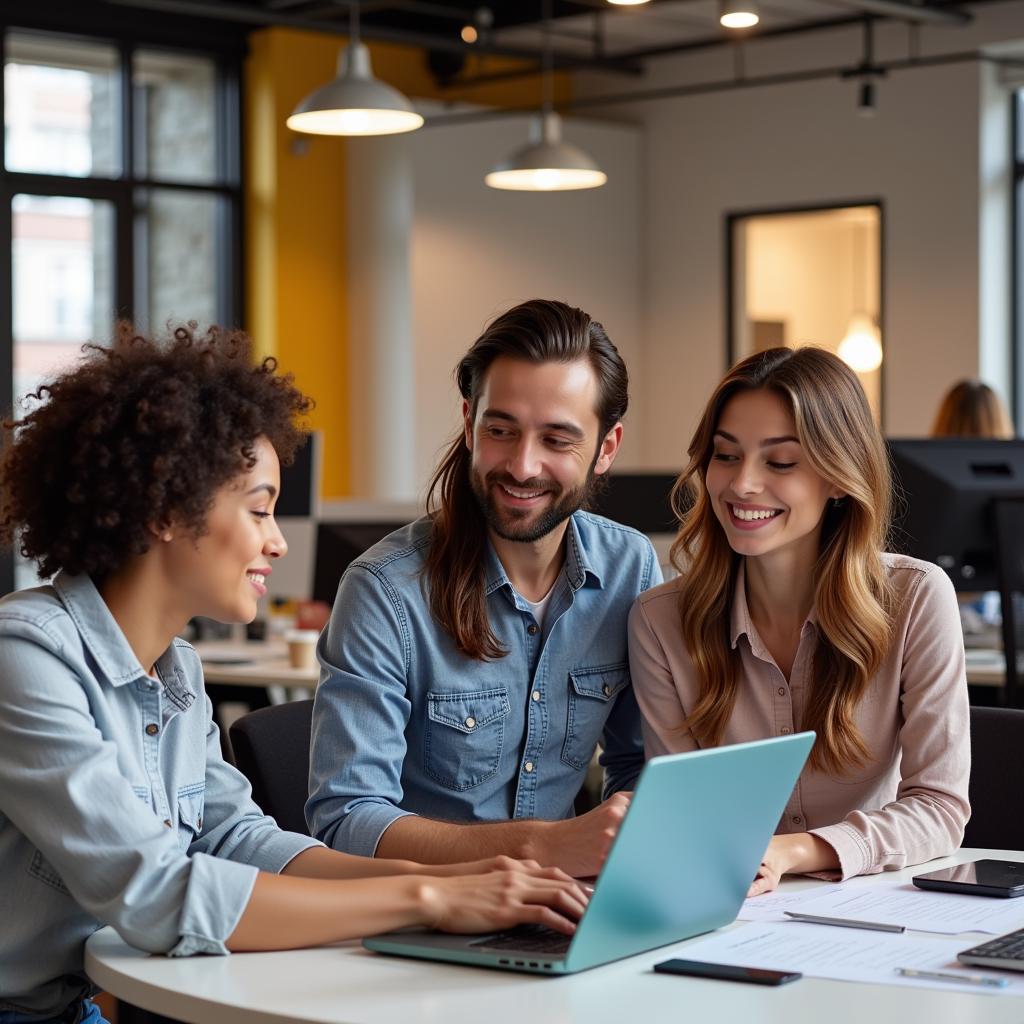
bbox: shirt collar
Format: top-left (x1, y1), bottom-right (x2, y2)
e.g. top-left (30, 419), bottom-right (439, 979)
top-left (483, 512), bottom-right (603, 596)
top-left (729, 560), bottom-right (818, 653)
top-left (53, 571), bottom-right (196, 707)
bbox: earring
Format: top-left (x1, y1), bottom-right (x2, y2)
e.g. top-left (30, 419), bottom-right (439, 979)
top-left (832, 497), bottom-right (845, 509)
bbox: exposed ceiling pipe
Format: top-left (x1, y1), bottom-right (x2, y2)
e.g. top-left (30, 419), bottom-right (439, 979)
top-left (817, 0), bottom-right (971, 24)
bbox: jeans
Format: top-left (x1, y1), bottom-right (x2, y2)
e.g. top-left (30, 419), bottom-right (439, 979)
top-left (0, 998), bottom-right (108, 1024)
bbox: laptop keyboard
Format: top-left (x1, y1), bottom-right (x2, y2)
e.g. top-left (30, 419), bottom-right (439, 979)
top-left (959, 927), bottom-right (1024, 970)
top-left (470, 924), bottom-right (573, 956)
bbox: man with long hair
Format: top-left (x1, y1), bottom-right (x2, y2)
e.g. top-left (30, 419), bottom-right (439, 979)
top-left (307, 299), bottom-right (661, 876)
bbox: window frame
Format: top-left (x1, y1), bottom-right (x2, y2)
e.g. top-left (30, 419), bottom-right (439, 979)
top-left (0, 20), bottom-right (244, 595)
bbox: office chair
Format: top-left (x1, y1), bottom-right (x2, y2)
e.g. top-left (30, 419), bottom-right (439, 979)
top-left (229, 699), bottom-right (314, 836)
top-left (963, 706), bottom-right (1024, 851)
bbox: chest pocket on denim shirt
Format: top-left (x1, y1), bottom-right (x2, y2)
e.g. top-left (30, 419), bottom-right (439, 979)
top-left (425, 688), bottom-right (511, 791)
top-left (561, 664), bottom-right (630, 770)
top-left (176, 782), bottom-right (206, 851)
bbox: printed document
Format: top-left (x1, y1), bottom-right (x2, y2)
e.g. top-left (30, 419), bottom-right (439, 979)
top-left (680, 922), bottom-right (1024, 995)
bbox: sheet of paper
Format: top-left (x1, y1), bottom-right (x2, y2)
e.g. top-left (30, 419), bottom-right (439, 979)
top-left (737, 884), bottom-right (843, 922)
top-left (778, 881), bottom-right (1024, 935)
top-left (679, 922), bottom-right (1024, 995)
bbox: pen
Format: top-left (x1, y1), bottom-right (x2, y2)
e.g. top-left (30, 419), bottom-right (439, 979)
top-left (783, 911), bottom-right (905, 934)
top-left (895, 967), bottom-right (1009, 989)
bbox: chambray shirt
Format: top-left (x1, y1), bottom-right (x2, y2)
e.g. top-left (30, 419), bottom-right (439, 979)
top-left (307, 512), bottom-right (661, 856)
top-left (0, 572), bottom-right (320, 1018)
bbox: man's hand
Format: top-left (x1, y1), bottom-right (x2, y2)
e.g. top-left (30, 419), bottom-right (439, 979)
top-left (418, 865), bottom-right (590, 936)
top-left (533, 792), bottom-right (632, 877)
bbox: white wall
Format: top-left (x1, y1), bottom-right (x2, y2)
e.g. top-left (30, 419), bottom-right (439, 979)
top-left (575, 2), bottom-right (1024, 461)
top-left (407, 111), bottom-right (645, 497)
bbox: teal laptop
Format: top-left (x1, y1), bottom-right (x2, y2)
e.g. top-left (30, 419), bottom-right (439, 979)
top-left (363, 731), bottom-right (814, 974)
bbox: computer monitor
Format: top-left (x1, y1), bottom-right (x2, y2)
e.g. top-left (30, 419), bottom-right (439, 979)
top-left (312, 521), bottom-right (408, 605)
top-left (586, 472), bottom-right (681, 535)
top-left (887, 439), bottom-right (1024, 592)
top-left (888, 438), bottom-right (1024, 705)
top-left (276, 432), bottom-right (321, 518)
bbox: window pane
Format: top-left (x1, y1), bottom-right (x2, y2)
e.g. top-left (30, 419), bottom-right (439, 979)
top-left (12, 193), bottom-right (115, 408)
top-left (134, 50), bottom-right (218, 184)
top-left (4, 32), bottom-right (120, 177)
top-left (136, 188), bottom-right (223, 332)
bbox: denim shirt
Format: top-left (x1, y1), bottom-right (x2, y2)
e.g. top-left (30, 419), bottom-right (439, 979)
top-left (307, 512), bottom-right (662, 856)
top-left (0, 572), bottom-right (319, 1018)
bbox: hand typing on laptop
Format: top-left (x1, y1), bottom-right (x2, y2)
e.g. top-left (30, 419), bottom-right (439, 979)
top-left (421, 860), bottom-right (590, 936)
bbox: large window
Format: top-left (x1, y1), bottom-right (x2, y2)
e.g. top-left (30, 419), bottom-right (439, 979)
top-left (0, 27), bottom-right (241, 592)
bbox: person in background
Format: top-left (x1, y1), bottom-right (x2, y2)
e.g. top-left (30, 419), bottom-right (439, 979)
top-left (308, 299), bottom-right (661, 877)
top-left (0, 325), bottom-right (587, 1024)
top-left (931, 379), bottom-right (1014, 439)
top-left (629, 346), bottom-right (969, 894)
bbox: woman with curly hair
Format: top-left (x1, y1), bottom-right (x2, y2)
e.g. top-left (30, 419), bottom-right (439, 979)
top-left (629, 346), bottom-right (969, 895)
top-left (0, 325), bottom-right (587, 1024)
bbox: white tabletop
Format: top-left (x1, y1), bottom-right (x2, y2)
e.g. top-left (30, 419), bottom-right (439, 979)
top-left (194, 639), bottom-right (319, 688)
top-left (85, 849), bottom-right (1024, 1024)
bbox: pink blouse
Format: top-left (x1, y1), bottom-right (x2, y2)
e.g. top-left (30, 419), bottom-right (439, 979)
top-left (628, 553), bottom-right (970, 879)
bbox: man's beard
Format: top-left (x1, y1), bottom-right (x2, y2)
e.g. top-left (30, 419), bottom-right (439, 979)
top-left (470, 462), bottom-right (598, 544)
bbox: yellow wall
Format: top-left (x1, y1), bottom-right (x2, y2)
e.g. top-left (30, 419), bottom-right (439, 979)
top-left (245, 27), bottom-right (568, 499)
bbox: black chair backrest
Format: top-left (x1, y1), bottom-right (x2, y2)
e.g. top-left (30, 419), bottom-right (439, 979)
top-left (229, 699), bottom-right (314, 836)
top-left (964, 706), bottom-right (1024, 851)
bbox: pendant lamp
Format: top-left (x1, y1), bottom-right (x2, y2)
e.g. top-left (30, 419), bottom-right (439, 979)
top-left (287, 3), bottom-right (423, 137)
top-left (838, 220), bottom-right (882, 373)
top-left (486, 1), bottom-right (606, 192)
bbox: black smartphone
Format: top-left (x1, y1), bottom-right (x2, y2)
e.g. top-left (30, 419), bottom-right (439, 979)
top-left (912, 859), bottom-right (1024, 898)
top-left (654, 958), bottom-right (801, 986)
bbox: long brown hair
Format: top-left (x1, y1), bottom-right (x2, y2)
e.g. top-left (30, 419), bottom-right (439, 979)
top-left (931, 379), bottom-right (1014, 439)
top-left (424, 299), bottom-right (628, 661)
top-left (671, 346), bottom-right (895, 774)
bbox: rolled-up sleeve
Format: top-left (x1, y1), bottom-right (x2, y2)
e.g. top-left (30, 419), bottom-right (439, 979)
top-left (809, 566), bottom-right (971, 879)
top-left (0, 633), bottom-right (253, 955)
top-left (306, 565), bottom-right (416, 856)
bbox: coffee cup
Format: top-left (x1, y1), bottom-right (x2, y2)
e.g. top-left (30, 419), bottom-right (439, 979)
top-left (285, 628), bottom-right (319, 671)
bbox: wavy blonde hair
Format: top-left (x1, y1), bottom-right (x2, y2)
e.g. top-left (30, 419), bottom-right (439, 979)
top-left (671, 346), bottom-right (895, 774)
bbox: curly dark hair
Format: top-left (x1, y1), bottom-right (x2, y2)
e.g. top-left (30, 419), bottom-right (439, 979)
top-left (0, 323), bottom-right (313, 580)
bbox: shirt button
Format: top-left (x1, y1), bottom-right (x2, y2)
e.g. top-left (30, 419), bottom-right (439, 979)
top-left (792, 815), bottom-right (803, 825)
top-left (780, 726), bottom-right (791, 734)
top-left (603, 684), bottom-right (612, 697)
top-left (527, 624), bottom-right (538, 635)
top-left (524, 761), bottom-right (535, 773)
top-left (464, 716), bottom-right (476, 729)
top-left (145, 723), bottom-right (159, 736)
top-left (531, 690), bottom-right (541, 702)
top-left (778, 687), bottom-right (786, 696)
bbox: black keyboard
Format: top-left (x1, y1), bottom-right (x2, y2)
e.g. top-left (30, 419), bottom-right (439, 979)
top-left (959, 927), bottom-right (1024, 971)
top-left (470, 924), bottom-right (572, 956)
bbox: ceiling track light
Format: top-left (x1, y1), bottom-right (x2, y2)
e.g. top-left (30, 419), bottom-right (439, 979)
top-left (486, 0), bottom-right (606, 192)
top-left (719, 0), bottom-right (759, 30)
top-left (841, 18), bottom-right (886, 119)
top-left (286, 2), bottom-right (423, 137)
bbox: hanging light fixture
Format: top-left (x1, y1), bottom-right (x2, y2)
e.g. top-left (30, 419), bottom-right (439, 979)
top-left (838, 219), bottom-right (883, 373)
top-left (486, 0), bottom-right (606, 192)
top-left (286, 2), bottom-right (423, 137)
top-left (719, 0), bottom-right (760, 29)
top-left (607, 0), bottom-right (652, 6)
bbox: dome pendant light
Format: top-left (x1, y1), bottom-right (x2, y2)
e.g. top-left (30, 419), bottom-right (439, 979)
top-left (286, 3), bottom-right (423, 137)
top-left (485, 111), bottom-right (607, 191)
top-left (486, 0), bottom-right (606, 192)
top-left (719, 0), bottom-right (760, 29)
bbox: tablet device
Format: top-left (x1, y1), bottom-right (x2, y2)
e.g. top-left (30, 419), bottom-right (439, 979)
top-left (912, 859), bottom-right (1024, 898)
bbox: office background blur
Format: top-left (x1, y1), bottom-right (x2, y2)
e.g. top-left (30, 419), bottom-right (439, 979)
top-left (1, 0), bottom-right (1022, 594)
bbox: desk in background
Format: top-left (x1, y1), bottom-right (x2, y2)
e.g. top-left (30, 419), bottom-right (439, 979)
top-left (86, 848), bottom-right (1022, 1024)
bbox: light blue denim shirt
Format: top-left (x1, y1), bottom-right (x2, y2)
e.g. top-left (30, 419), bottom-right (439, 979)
top-left (0, 572), bottom-right (320, 1018)
top-left (307, 512), bottom-right (662, 856)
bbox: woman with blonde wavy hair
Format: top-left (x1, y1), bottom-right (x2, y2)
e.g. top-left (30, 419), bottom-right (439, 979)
top-left (628, 346), bottom-right (969, 893)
